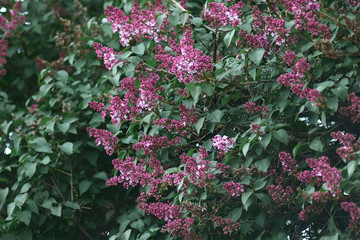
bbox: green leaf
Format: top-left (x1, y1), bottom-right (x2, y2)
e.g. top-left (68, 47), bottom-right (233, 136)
top-left (156, 13), bottom-right (167, 28)
top-left (189, 17), bottom-right (202, 27)
top-left (0, 187), bottom-right (9, 211)
top-left (347, 161), bottom-right (357, 178)
top-left (131, 43), bottom-right (145, 55)
top-left (117, 51), bottom-right (132, 60)
top-left (327, 96), bottom-right (338, 111)
top-left (248, 48), bottom-right (265, 66)
top-left (254, 178), bottom-right (267, 191)
top-left (255, 158), bottom-right (270, 172)
top-left (242, 142), bottom-right (250, 156)
top-left (7, 202), bottom-right (15, 217)
top-left (20, 183), bottom-right (31, 193)
top-left (59, 142), bottom-right (73, 155)
top-left (190, 86), bottom-right (202, 105)
top-left (12, 133), bottom-right (22, 152)
top-left (200, 83), bottom-right (214, 96)
top-left (309, 138), bottom-right (324, 152)
top-left (28, 137), bottom-right (52, 153)
top-left (55, 70), bottom-right (68, 83)
top-left (50, 205), bottom-right (62, 217)
top-left (332, 86), bottom-right (348, 101)
top-left (79, 180), bottom-right (92, 195)
top-left (39, 156), bottom-right (50, 165)
top-left (242, 191), bottom-right (252, 211)
top-left (316, 81), bottom-right (334, 92)
top-left (273, 129), bottom-right (288, 145)
top-left (17, 210), bottom-right (31, 225)
top-left (122, 229), bottom-right (132, 240)
top-left (25, 162), bottom-right (37, 178)
top-left (1, 120), bottom-right (12, 135)
top-left (230, 207), bottom-right (242, 222)
top-left (195, 117), bottom-right (205, 135)
top-left (39, 83), bottom-right (53, 97)
top-left (260, 133), bottom-right (271, 149)
top-left (319, 233), bottom-right (338, 240)
top-left (138, 232), bottom-right (151, 240)
top-left (208, 110), bottom-right (223, 123)
top-left (130, 219), bottom-right (145, 232)
top-left (93, 172), bottom-right (108, 181)
top-left (64, 201), bottom-right (80, 210)
top-left (180, 12), bottom-right (189, 26)
top-left (26, 199), bottom-right (39, 214)
top-left (56, 122), bottom-right (70, 134)
top-left (224, 29), bottom-right (235, 48)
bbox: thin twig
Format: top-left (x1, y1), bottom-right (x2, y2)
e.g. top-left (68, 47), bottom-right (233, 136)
top-left (51, 177), bottom-right (65, 202)
top-left (77, 222), bottom-right (94, 240)
top-left (70, 159), bottom-right (74, 202)
top-left (54, 168), bottom-right (72, 177)
top-left (168, 0), bottom-right (216, 33)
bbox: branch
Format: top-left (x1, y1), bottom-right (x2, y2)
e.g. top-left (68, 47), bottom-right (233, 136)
top-left (167, 0), bottom-right (216, 33)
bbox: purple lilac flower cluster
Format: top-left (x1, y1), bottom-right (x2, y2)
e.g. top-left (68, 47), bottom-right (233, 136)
top-left (212, 135), bottom-right (235, 154)
top-left (202, 2), bottom-right (244, 27)
top-left (277, 57), bottom-right (325, 105)
top-left (155, 28), bottom-right (212, 84)
top-left (223, 181), bottom-right (244, 197)
top-left (341, 202), bottom-right (360, 231)
top-left (93, 42), bottom-right (122, 70)
top-left (86, 127), bottom-right (119, 155)
top-left (104, 1), bottom-right (167, 47)
top-left (0, 2), bottom-right (25, 75)
top-left (331, 131), bottom-right (360, 161)
top-left (339, 93), bottom-right (360, 123)
top-left (210, 216), bottom-right (241, 235)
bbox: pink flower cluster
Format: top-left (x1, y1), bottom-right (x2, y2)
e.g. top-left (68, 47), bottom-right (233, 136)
top-left (238, 30), bottom-right (270, 50)
top-left (212, 135), bottom-right (235, 153)
top-left (331, 131), bottom-right (360, 161)
top-left (282, 50), bottom-right (297, 66)
top-left (29, 104), bottom-right (39, 113)
top-left (266, 184), bottom-right (293, 205)
top-left (300, 156), bottom-right (341, 196)
top-left (104, 2), bottom-right (167, 47)
top-left (210, 216), bottom-right (241, 234)
top-left (0, 40), bottom-right (8, 75)
top-left (180, 153), bottom-right (216, 188)
top-left (349, 0), bottom-right (360, 7)
top-left (153, 104), bottom-right (199, 136)
top-left (105, 157), bottom-right (151, 188)
top-left (93, 42), bottom-right (122, 70)
top-left (155, 28), bottom-right (212, 84)
top-left (223, 181), bottom-right (244, 197)
top-left (265, 16), bottom-right (292, 46)
top-left (251, 124), bottom-right (264, 135)
top-left (279, 152), bottom-right (298, 175)
top-left (339, 93), bottom-right (360, 123)
top-left (104, 73), bottom-right (162, 125)
top-left (243, 101), bottom-right (269, 118)
top-left (88, 101), bottom-right (104, 112)
top-left (341, 201), bottom-right (360, 230)
top-left (133, 135), bottom-right (181, 155)
top-left (0, 2), bottom-right (25, 75)
top-left (0, 2), bottom-right (25, 37)
top-left (277, 58), bottom-right (325, 105)
top-left (280, 0), bottom-right (330, 38)
top-left (86, 127), bottom-right (119, 155)
top-left (138, 201), bottom-right (198, 239)
top-left (202, 2), bottom-right (244, 27)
